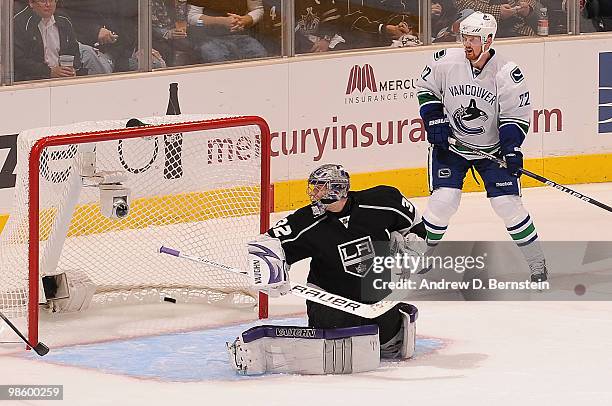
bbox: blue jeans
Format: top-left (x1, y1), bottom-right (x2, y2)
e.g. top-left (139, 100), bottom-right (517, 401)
top-left (190, 26), bottom-right (267, 63)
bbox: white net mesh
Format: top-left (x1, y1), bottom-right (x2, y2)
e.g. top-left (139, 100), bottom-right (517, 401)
top-left (0, 114), bottom-right (268, 320)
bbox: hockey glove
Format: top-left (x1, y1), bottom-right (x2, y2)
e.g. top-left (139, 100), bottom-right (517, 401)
top-left (423, 115), bottom-right (452, 150)
top-left (499, 122), bottom-right (526, 177)
top-left (247, 235), bottom-right (290, 298)
top-left (503, 148), bottom-right (523, 177)
top-left (388, 230), bottom-right (429, 280)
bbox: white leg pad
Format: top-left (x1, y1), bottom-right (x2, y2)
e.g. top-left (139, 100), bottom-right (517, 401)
top-left (227, 325), bottom-right (380, 375)
top-left (380, 303), bottom-right (419, 359)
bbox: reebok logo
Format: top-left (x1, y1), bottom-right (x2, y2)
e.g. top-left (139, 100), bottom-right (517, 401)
top-left (496, 181), bottom-right (513, 187)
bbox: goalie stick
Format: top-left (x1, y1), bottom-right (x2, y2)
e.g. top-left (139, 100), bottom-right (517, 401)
top-left (0, 311), bottom-right (49, 356)
top-left (448, 138), bottom-right (612, 213)
top-left (158, 246), bottom-right (398, 319)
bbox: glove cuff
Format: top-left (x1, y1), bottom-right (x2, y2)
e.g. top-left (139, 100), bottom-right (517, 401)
top-left (503, 146), bottom-right (523, 156)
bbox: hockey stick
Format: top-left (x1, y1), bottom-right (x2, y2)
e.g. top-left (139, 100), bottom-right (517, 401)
top-left (448, 138), bottom-right (612, 213)
top-left (0, 311), bottom-right (49, 356)
top-left (159, 246), bottom-right (397, 319)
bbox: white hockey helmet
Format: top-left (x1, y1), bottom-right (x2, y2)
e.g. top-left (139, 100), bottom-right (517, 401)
top-left (459, 11), bottom-right (497, 45)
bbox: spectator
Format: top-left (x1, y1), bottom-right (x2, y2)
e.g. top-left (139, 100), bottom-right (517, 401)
top-left (542, 0), bottom-right (568, 34)
top-left (294, 0), bottom-right (350, 53)
top-left (453, 0), bottom-right (537, 37)
top-left (13, 0), bottom-right (83, 82)
top-left (14, 1), bottom-right (28, 13)
top-left (584, 0), bottom-right (612, 31)
top-left (152, 0), bottom-right (198, 67)
top-left (187, 0), bottom-right (267, 64)
top-left (580, 0), bottom-right (597, 32)
top-left (61, 0), bottom-right (138, 72)
top-left (431, 0), bottom-right (460, 42)
top-left (258, 0), bottom-right (283, 56)
top-left (343, 0), bottom-right (421, 49)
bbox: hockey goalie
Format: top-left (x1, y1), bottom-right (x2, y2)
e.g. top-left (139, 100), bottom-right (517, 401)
top-left (227, 164), bottom-right (426, 375)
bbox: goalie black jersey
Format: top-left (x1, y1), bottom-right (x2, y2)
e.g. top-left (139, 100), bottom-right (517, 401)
top-left (266, 185), bottom-right (423, 303)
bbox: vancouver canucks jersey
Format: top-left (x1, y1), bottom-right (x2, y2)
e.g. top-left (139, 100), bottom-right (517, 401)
top-left (416, 48), bottom-right (531, 159)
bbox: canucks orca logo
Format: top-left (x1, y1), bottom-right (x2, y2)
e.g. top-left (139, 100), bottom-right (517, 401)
top-left (452, 99), bottom-right (488, 135)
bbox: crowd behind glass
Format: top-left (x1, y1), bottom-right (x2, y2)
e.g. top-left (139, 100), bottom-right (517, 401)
top-left (0, 0), bottom-right (610, 84)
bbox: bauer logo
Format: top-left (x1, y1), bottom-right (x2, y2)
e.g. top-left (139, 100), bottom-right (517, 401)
top-left (599, 52), bottom-right (612, 134)
top-left (337, 236), bottom-right (375, 278)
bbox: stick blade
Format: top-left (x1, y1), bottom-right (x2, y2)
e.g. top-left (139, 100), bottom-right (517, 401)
top-left (33, 342), bottom-right (49, 356)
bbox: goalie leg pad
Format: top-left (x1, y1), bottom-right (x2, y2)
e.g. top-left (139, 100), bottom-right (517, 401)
top-left (227, 324), bottom-right (380, 375)
top-left (380, 303), bottom-right (418, 359)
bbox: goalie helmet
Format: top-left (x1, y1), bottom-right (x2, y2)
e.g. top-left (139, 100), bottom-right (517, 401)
top-left (307, 164), bottom-right (350, 214)
top-left (459, 11), bottom-right (497, 45)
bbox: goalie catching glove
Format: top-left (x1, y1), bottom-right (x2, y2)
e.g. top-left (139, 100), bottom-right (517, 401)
top-left (388, 229), bottom-right (430, 280)
top-left (247, 235), bottom-right (290, 297)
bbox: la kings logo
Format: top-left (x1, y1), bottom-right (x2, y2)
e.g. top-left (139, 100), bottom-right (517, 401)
top-left (337, 236), bottom-right (375, 278)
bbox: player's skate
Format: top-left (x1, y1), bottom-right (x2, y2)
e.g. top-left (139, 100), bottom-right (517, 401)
top-left (528, 258), bottom-right (548, 283)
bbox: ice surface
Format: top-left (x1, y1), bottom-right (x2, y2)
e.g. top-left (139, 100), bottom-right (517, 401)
top-left (1, 183), bottom-right (611, 406)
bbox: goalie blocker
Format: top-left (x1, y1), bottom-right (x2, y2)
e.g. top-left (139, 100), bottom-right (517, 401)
top-left (227, 303), bottom-right (418, 375)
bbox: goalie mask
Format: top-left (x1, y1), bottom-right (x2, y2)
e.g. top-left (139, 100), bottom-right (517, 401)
top-left (307, 164), bottom-right (350, 215)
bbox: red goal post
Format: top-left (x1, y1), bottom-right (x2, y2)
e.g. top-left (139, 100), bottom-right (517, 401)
top-left (4, 115), bottom-right (271, 347)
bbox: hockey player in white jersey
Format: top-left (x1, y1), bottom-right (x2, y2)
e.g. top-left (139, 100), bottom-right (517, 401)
top-left (416, 11), bottom-right (548, 282)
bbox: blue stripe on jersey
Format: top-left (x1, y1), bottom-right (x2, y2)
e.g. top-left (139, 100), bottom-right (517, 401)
top-left (423, 217), bottom-right (447, 231)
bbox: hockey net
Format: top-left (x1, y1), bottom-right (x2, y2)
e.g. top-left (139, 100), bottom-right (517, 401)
top-left (0, 114), bottom-right (270, 345)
